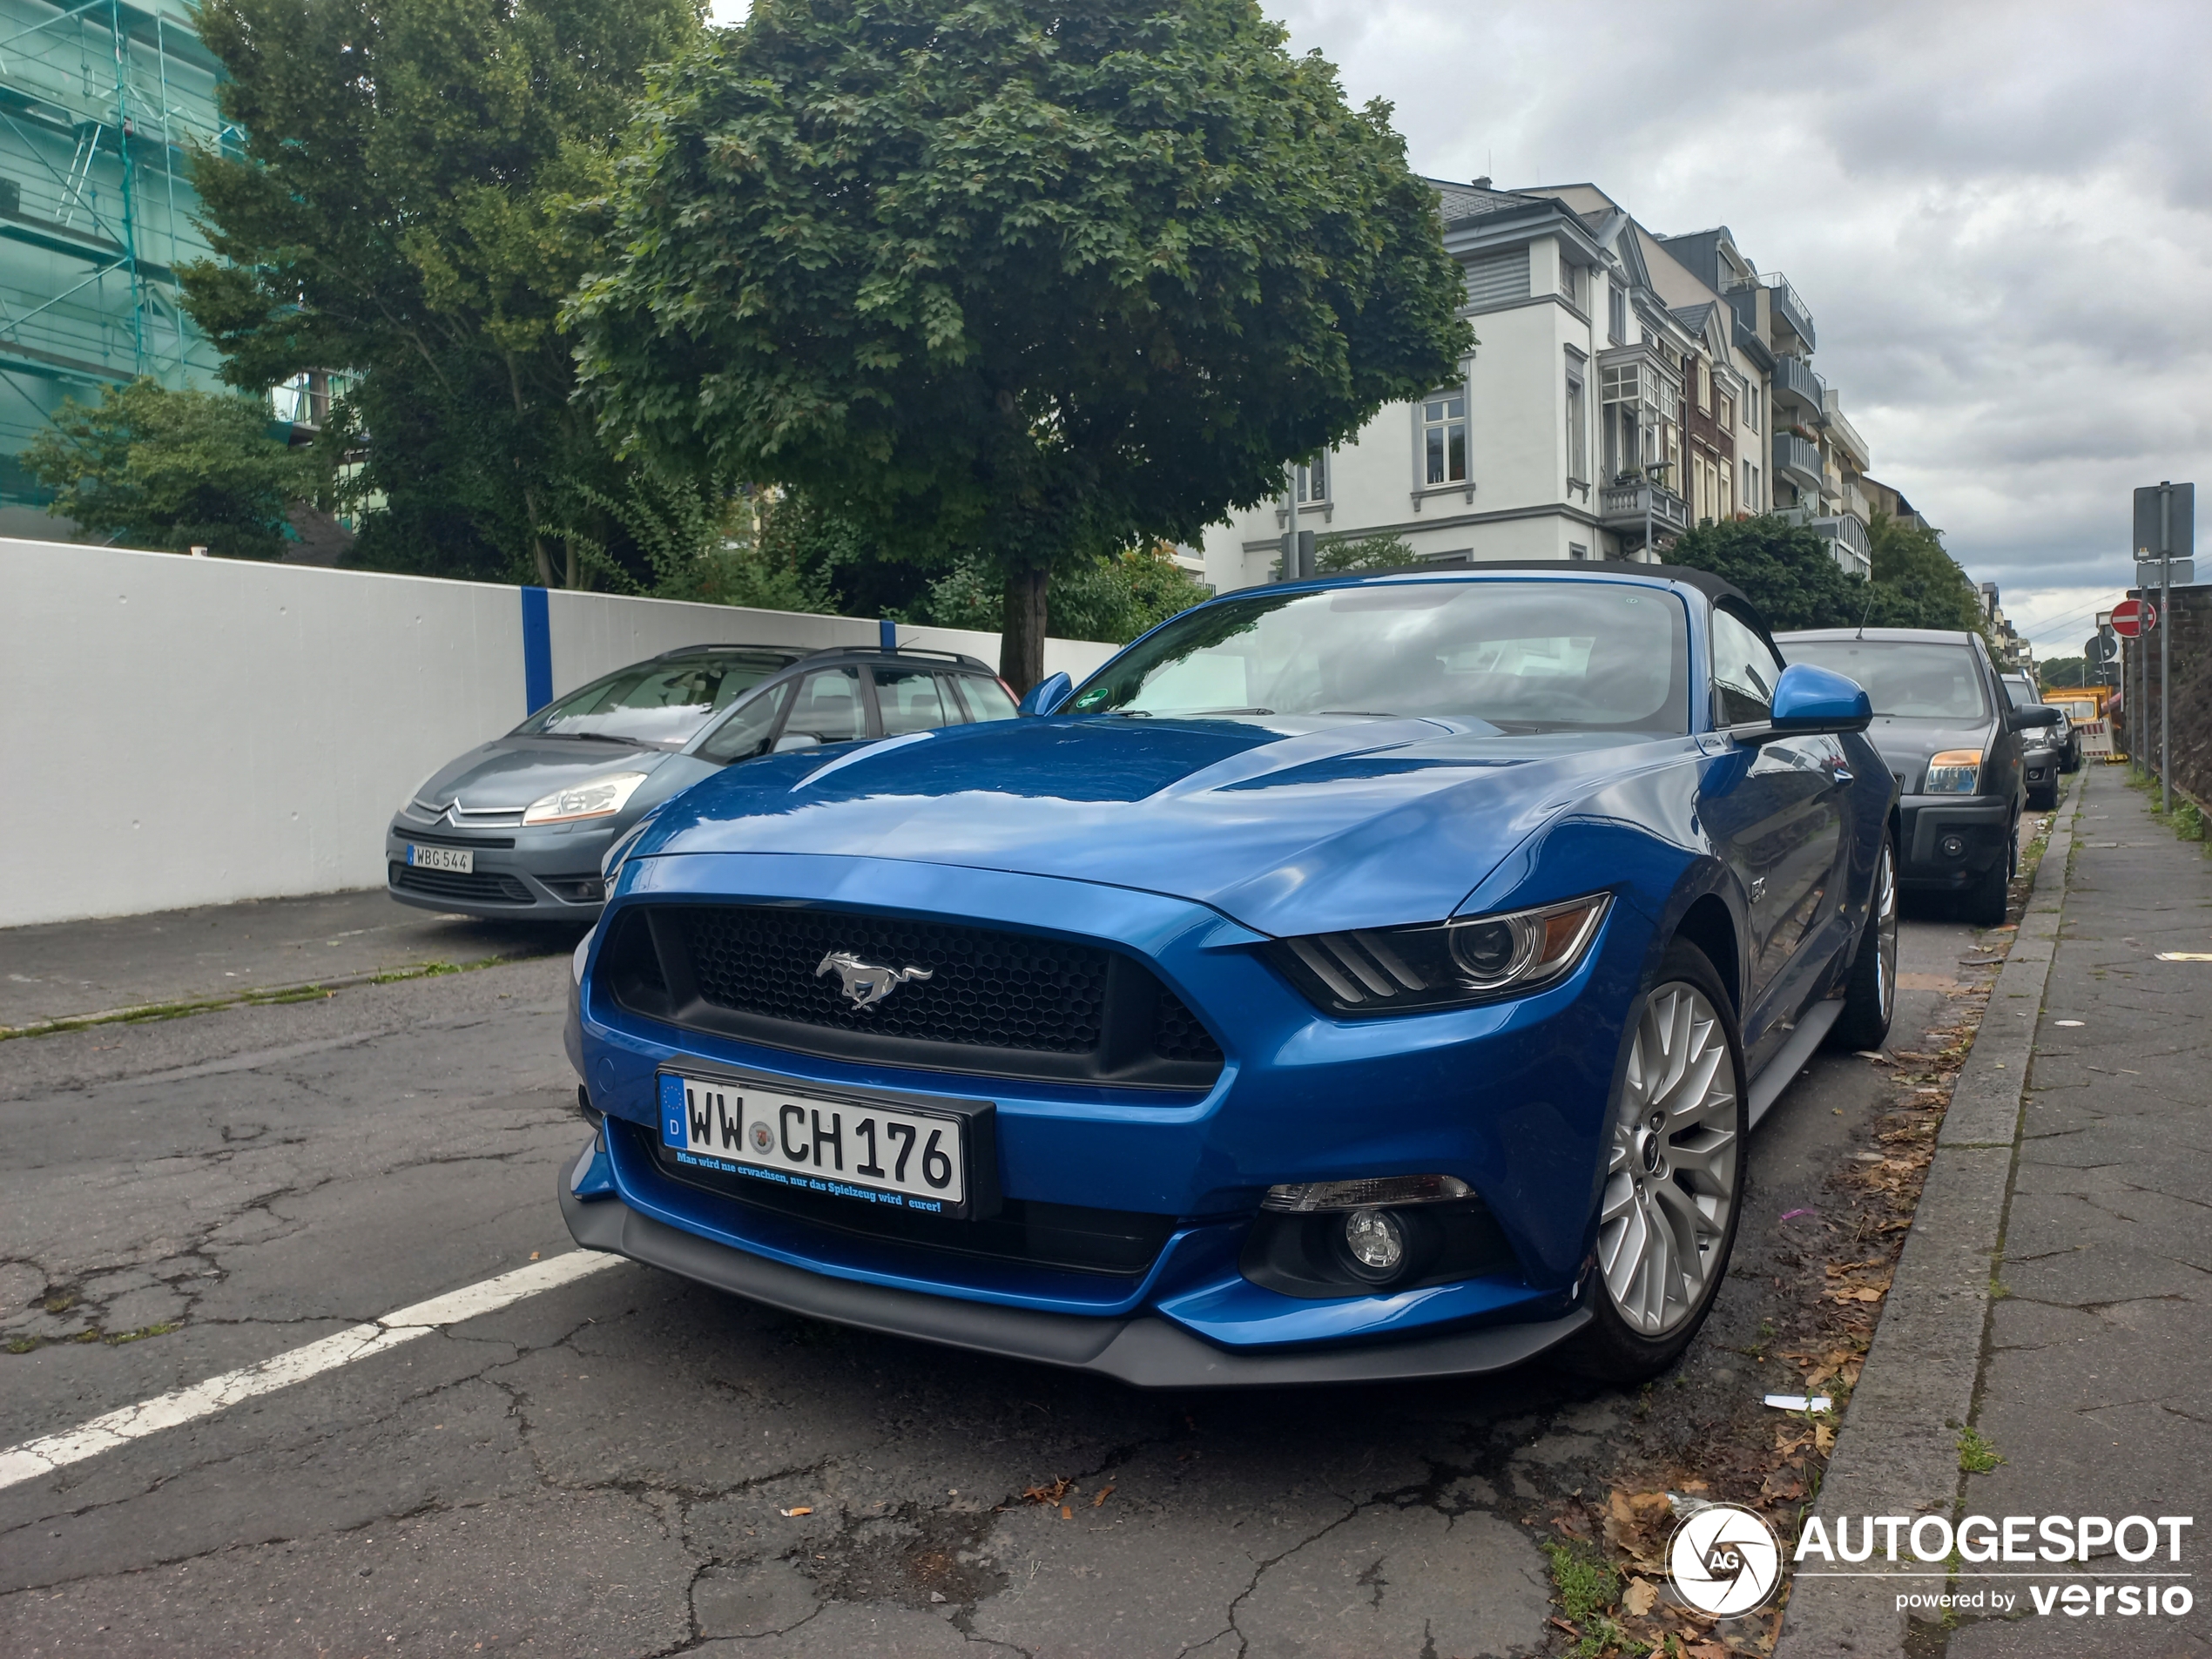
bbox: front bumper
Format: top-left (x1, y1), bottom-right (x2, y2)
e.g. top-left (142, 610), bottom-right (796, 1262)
top-left (561, 1162), bottom-right (1588, 1386)
top-left (386, 818), bottom-right (620, 921)
top-left (1898, 794), bottom-right (2009, 889)
top-left (565, 850), bottom-right (1648, 1375)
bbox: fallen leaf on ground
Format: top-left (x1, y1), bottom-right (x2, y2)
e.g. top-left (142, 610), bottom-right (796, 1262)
top-left (1022, 1478), bottom-right (1073, 1506)
top-left (1622, 1577), bottom-right (1658, 1615)
top-left (1092, 1486), bottom-right (1115, 1507)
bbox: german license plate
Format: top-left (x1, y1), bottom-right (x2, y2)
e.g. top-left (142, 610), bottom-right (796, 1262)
top-left (659, 1073), bottom-right (968, 1212)
top-left (407, 844), bottom-right (473, 873)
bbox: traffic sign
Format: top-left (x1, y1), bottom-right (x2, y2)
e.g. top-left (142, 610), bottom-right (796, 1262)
top-left (2111, 598), bottom-right (2156, 637)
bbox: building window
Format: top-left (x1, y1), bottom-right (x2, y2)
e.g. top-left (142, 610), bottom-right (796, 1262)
top-left (1568, 542), bottom-right (1589, 561)
top-left (1745, 393), bottom-right (1759, 433)
top-left (1718, 392), bottom-right (1734, 431)
top-left (1720, 455), bottom-right (1735, 520)
top-left (1558, 257), bottom-right (1579, 308)
top-left (1423, 391), bottom-right (1467, 485)
top-left (1608, 283), bottom-right (1627, 345)
top-left (1696, 360), bottom-right (1711, 413)
top-left (1297, 451), bottom-right (1328, 502)
top-left (1565, 367), bottom-right (1588, 485)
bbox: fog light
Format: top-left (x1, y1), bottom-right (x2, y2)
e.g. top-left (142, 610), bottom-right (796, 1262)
top-left (1342, 1208), bottom-right (1406, 1275)
top-left (1939, 833), bottom-right (1967, 859)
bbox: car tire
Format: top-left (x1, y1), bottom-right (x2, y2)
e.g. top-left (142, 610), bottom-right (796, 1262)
top-left (2060, 743), bottom-right (2082, 775)
top-left (1556, 940), bottom-right (1747, 1386)
top-left (2027, 781), bottom-right (2058, 812)
top-left (1828, 831), bottom-right (1897, 1053)
top-left (1965, 819), bottom-right (2014, 927)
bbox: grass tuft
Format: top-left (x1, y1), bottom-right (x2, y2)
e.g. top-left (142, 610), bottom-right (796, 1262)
top-left (1958, 1425), bottom-right (2005, 1474)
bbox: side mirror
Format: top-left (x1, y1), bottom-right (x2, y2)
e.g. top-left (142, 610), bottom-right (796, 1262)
top-left (1769, 662), bottom-right (1872, 735)
top-left (1017, 671), bottom-right (1074, 717)
top-left (772, 732), bottom-right (821, 752)
top-left (2008, 705), bottom-right (2060, 731)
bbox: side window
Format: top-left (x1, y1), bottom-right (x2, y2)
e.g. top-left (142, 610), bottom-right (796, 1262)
top-left (694, 682), bottom-right (791, 765)
top-left (873, 665), bottom-right (954, 736)
top-left (933, 673), bottom-right (973, 723)
top-left (785, 667), bottom-right (865, 745)
top-left (1711, 607), bottom-right (1783, 726)
top-left (956, 675), bottom-right (1020, 723)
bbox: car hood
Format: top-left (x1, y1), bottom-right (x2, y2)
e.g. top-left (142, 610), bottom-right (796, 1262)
top-left (635, 714), bottom-right (1693, 936)
top-left (1863, 716), bottom-right (2000, 792)
top-left (413, 737), bottom-right (671, 811)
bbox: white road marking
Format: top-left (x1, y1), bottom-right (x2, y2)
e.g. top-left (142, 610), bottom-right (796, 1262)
top-left (0, 1250), bottom-right (621, 1493)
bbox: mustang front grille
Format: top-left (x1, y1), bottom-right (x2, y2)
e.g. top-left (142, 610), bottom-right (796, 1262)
top-left (601, 903), bottom-right (1223, 1089)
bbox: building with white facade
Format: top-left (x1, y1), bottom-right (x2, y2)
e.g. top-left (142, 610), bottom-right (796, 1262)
top-left (1198, 179), bottom-right (1878, 592)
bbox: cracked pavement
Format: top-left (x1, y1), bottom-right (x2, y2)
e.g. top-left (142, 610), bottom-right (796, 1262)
top-left (1, 901), bottom-right (1969, 1656)
top-left (1948, 769), bottom-right (2212, 1658)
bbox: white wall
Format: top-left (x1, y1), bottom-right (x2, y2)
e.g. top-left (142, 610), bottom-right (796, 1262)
top-left (0, 538), bottom-right (1118, 927)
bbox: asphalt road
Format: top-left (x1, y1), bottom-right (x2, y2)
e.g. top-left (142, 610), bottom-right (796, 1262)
top-left (0, 904), bottom-right (1975, 1658)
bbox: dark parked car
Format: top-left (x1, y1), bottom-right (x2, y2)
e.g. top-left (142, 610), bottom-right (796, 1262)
top-left (388, 645), bottom-right (1019, 922)
top-left (561, 563), bottom-right (1898, 1386)
top-left (1778, 628), bottom-right (2055, 925)
top-left (2000, 672), bottom-right (2073, 807)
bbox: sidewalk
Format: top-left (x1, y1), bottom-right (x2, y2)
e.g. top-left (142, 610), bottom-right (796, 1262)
top-left (0, 888), bottom-right (572, 1033)
top-left (1779, 765), bottom-right (2210, 1656)
top-left (1951, 767), bottom-right (2212, 1656)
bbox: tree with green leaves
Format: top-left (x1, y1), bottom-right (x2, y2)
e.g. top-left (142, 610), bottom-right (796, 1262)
top-left (570, 0), bottom-right (1470, 689)
top-left (24, 378), bottom-right (317, 560)
top-left (2038, 655), bottom-right (2089, 689)
top-left (904, 542), bottom-right (1210, 644)
top-left (1665, 514), bottom-right (1870, 631)
top-left (179, 0), bottom-right (700, 589)
top-left (1865, 510), bottom-right (1984, 632)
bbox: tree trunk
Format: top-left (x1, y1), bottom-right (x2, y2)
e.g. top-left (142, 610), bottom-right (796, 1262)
top-left (1001, 565), bottom-right (1049, 693)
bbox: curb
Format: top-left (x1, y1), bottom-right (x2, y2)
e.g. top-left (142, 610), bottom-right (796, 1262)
top-left (1775, 775), bottom-right (2082, 1657)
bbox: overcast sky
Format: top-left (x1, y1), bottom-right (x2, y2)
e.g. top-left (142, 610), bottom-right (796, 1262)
top-left (708, 0), bottom-right (2210, 660)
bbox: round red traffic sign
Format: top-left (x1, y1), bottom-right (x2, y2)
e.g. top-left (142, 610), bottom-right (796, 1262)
top-left (2112, 598), bottom-right (2156, 637)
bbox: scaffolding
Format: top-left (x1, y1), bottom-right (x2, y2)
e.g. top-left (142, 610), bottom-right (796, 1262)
top-left (0, 0), bottom-right (236, 509)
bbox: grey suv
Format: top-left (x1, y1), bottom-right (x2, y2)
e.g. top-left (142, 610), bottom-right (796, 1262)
top-left (1778, 628), bottom-right (2056, 925)
top-left (388, 644), bottom-right (1019, 922)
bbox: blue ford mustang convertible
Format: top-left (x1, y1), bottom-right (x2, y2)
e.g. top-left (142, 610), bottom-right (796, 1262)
top-left (559, 563), bottom-right (1896, 1386)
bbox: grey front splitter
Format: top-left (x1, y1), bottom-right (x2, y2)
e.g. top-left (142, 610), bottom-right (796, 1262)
top-left (559, 1179), bottom-right (1588, 1389)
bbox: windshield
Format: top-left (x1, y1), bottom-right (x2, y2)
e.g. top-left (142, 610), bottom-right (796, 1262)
top-left (514, 651), bottom-right (794, 746)
top-left (1783, 640), bottom-right (1989, 720)
top-left (1067, 579), bottom-right (1689, 734)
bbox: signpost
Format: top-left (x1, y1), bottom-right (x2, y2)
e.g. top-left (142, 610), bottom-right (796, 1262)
top-left (2133, 482), bottom-right (2195, 815)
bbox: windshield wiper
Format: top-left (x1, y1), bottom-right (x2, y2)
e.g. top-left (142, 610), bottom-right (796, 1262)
top-left (1318, 710), bottom-right (1395, 718)
top-left (546, 731), bottom-right (650, 744)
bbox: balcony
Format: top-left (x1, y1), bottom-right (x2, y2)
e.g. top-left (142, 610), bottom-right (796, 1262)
top-left (1780, 508), bottom-right (1872, 579)
top-left (1598, 478), bottom-right (1692, 543)
top-left (1771, 354), bottom-right (1823, 418)
top-left (1757, 273), bottom-right (1815, 350)
top-left (1773, 430), bottom-right (1823, 492)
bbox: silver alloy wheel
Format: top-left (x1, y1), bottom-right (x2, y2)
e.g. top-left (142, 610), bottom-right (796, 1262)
top-left (1873, 840), bottom-right (1898, 1026)
top-left (1597, 982), bottom-right (1740, 1337)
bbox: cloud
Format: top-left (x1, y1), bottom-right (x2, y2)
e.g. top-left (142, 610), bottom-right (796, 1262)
top-left (1271, 0), bottom-right (2211, 605)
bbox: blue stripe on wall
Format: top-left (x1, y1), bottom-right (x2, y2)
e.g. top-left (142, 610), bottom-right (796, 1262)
top-left (521, 586), bottom-right (553, 714)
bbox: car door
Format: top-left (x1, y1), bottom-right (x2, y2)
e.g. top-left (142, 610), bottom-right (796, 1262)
top-left (781, 665), bottom-right (868, 747)
top-left (1700, 605), bottom-right (1848, 1027)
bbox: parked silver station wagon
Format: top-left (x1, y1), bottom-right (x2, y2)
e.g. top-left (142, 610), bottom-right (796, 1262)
top-left (387, 644), bottom-right (1020, 922)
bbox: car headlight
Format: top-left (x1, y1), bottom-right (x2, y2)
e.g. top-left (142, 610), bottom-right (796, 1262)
top-left (523, 771), bottom-right (648, 826)
top-left (1272, 893), bottom-right (1612, 1015)
top-left (1923, 751), bottom-right (1982, 794)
